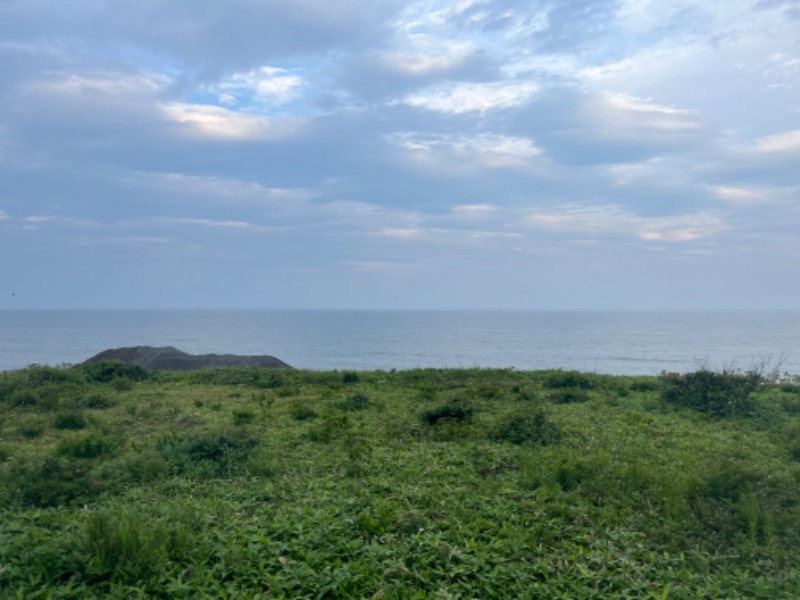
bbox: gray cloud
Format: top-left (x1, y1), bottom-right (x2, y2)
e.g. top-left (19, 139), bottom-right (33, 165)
top-left (1, 0), bottom-right (798, 309)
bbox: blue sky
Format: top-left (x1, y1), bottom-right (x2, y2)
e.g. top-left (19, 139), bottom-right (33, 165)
top-left (1, 0), bottom-right (798, 309)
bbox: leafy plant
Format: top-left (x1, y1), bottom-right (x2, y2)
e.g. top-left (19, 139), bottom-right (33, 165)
top-left (158, 430), bottom-right (258, 477)
top-left (548, 387), bottom-right (590, 404)
top-left (334, 393), bottom-right (371, 411)
top-left (54, 411), bottom-right (87, 430)
top-left (660, 369), bottom-right (764, 418)
top-left (542, 370), bottom-right (595, 390)
top-left (232, 409), bottom-right (256, 425)
top-left (491, 406), bottom-right (560, 445)
top-left (82, 360), bottom-right (148, 383)
top-left (57, 430), bottom-right (117, 459)
top-left (420, 399), bottom-right (473, 425)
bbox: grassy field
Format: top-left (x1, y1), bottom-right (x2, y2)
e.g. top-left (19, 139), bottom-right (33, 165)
top-left (1, 363), bottom-right (800, 598)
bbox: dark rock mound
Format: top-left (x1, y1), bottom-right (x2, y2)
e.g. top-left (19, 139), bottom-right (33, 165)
top-left (84, 346), bottom-right (292, 371)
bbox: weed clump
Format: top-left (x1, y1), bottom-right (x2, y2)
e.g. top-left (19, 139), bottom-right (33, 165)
top-left (290, 404), bottom-right (319, 421)
top-left (342, 371), bottom-right (360, 384)
top-left (232, 409), bottom-right (256, 425)
top-left (54, 411), bottom-right (87, 430)
top-left (82, 361), bottom-right (149, 384)
top-left (420, 399), bottom-right (473, 425)
top-left (492, 407), bottom-right (560, 446)
top-left (158, 430), bottom-right (258, 477)
top-left (548, 387), bottom-right (590, 404)
top-left (335, 393), bottom-right (371, 411)
top-left (83, 503), bottom-right (205, 584)
top-left (542, 370), bottom-right (595, 390)
top-left (19, 418), bottom-right (47, 438)
top-left (4, 456), bottom-right (96, 507)
top-left (57, 431), bottom-right (118, 459)
top-left (660, 369), bottom-right (764, 418)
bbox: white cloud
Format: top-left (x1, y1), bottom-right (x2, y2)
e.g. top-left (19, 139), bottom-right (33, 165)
top-left (377, 227), bottom-right (424, 238)
top-left (161, 103), bottom-right (302, 140)
top-left (382, 47), bottom-right (470, 76)
top-left (213, 66), bottom-right (304, 106)
top-left (591, 92), bottom-right (702, 133)
top-left (0, 210), bottom-right (10, 221)
top-left (710, 186), bottom-right (768, 204)
top-left (24, 72), bottom-right (169, 97)
top-left (752, 129), bottom-right (800, 153)
top-left (526, 204), bottom-right (724, 242)
top-left (403, 81), bottom-right (537, 114)
top-left (135, 172), bottom-right (312, 205)
top-left (452, 204), bottom-right (497, 215)
top-left (174, 218), bottom-right (254, 230)
top-left (388, 132), bottom-right (541, 171)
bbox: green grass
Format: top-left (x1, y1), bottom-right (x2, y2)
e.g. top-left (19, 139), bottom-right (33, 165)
top-left (1, 364), bottom-right (799, 597)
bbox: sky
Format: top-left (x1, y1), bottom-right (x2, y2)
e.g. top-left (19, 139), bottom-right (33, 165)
top-left (1, 0), bottom-right (799, 310)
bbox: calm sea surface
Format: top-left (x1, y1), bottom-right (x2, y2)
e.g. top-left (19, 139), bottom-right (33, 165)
top-left (0, 310), bottom-right (799, 375)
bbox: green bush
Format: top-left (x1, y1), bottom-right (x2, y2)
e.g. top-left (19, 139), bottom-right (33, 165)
top-left (19, 418), bottom-right (47, 438)
top-left (57, 431), bottom-right (117, 459)
top-left (82, 361), bottom-right (149, 383)
top-left (629, 377), bottom-right (660, 392)
top-left (492, 407), bottom-right (560, 446)
top-left (542, 370), bottom-right (595, 390)
top-left (158, 430), bottom-right (258, 477)
top-left (5, 456), bottom-right (96, 507)
top-left (232, 409), bottom-right (256, 425)
top-left (342, 371), bottom-right (360, 384)
top-left (420, 399), bottom-right (473, 425)
top-left (54, 411), bottom-right (87, 430)
top-left (290, 404), bottom-right (319, 421)
top-left (660, 369), bottom-right (764, 418)
top-left (305, 411), bottom-right (350, 443)
top-left (334, 393), bottom-right (371, 411)
top-left (548, 387), bottom-right (590, 404)
top-left (9, 388), bottom-right (40, 407)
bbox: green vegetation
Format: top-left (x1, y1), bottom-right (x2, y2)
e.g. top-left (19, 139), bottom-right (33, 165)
top-left (1, 362), bottom-right (800, 597)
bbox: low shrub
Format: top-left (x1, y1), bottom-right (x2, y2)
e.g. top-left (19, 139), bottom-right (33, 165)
top-left (9, 388), bottom-right (40, 407)
top-left (542, 370), bottom-right (595, 390)
top-left (548, 387), bottom-right (590, 404)
top-left (19, 417), bottom-right (47, 438)
top-left (660, 369), bottom-right (764, 418)
top-left (290, 404), bottom-right (319, 421)
top-left (57, 431), bottom-right (117, 459)
top-left (232, 409), bottom-right (256, 425)
top-left (158, 430), bottom-right (258, 477)
top-left (82, 361), bottom-right (149, 383)
top-left (305, 411), bottom-right (350, 443)
top-left (420, 399), bottom-right (473, 425)
top-left (54, 411), bottom-right (87, 430)
top-left (492, 407), bottom-right (560, 446)
top-left (629, 377), bottom-right (660, 393)
top-left (335, 393), bottom-right (371, 411)
top-left (342, 371), bottom-right (360, 384)
top-left (5, 456), bottom-right (96, 507)
top-left (66, 393), bottom-right (114, 410)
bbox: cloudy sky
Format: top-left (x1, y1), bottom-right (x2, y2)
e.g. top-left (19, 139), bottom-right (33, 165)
top-left (1, 0), bottom-right (798, 310)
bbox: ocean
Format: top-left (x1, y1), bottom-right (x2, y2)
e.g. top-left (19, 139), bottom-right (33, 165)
top-left (1, 310), bottom-right (799, 376)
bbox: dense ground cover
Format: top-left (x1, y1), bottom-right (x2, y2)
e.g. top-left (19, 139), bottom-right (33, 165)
top-left (1, 363), bottom-right (800, 598)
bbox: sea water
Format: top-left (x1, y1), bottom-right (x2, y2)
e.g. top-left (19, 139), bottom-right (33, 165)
top-left (0, 310), bottom-right (798, 375)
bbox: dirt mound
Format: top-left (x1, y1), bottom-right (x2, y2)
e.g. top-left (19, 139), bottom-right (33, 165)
top-left (84, 346), bottom-right (291, 371)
